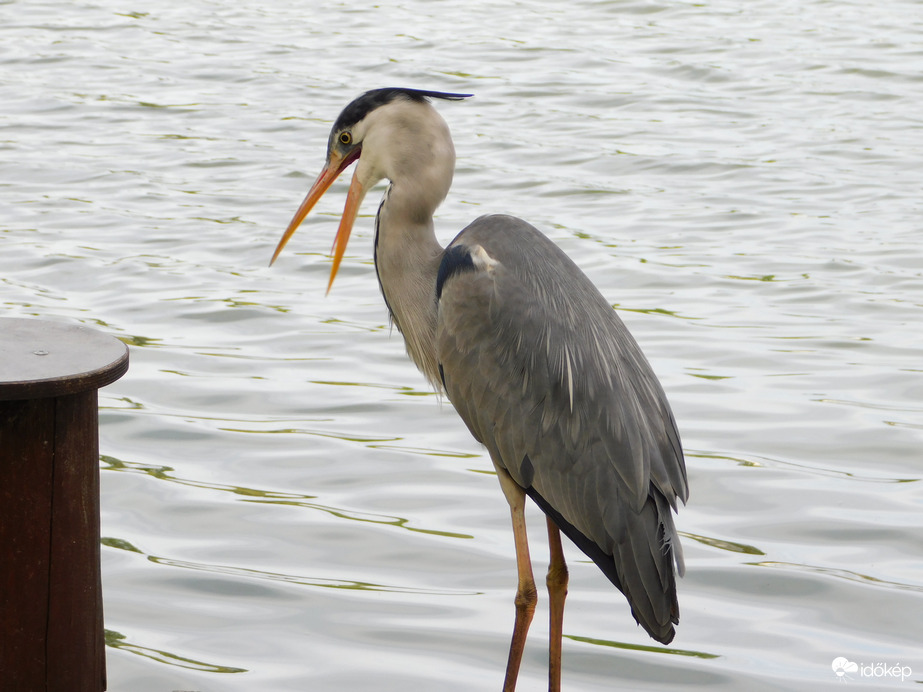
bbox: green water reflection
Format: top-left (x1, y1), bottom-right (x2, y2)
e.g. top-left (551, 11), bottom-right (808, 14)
top-left (100, 454), bottom-right (473, 539)
top-left (105, 629), bottom-right (247, 673)
top-left (101, 536), bottom-right (476, 595)
top-left (564, 634), bottom-right (719, 660)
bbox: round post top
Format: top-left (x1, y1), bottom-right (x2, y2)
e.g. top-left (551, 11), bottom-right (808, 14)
top-left (0, 318), bottom-right (129, 401)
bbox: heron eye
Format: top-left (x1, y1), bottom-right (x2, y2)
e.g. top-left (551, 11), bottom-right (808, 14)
top-left (339, 131), bottom-right (352, 145)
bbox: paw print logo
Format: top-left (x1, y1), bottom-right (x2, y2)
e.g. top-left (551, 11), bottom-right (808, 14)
top-left (832, 657), bottom-right (858, 681)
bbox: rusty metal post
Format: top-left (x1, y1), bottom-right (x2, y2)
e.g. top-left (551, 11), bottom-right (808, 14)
top-left (0, 318), bottom-right (128, 692)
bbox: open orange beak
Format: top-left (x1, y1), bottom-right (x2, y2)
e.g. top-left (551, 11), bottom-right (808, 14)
top-left (270, 146), bottom-right (363, 294)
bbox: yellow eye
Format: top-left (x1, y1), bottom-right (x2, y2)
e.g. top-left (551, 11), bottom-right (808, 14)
top-left (339, 131), bottom-right (352, 145)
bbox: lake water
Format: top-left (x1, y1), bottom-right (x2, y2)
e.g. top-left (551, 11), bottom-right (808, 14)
top-left (2, 0), bottom-right (921, 690)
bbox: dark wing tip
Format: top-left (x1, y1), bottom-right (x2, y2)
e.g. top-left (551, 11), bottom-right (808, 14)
top-left (525, 484), bottom-right (681, 645)
top-left (650, 623), bottom-right (677, 646)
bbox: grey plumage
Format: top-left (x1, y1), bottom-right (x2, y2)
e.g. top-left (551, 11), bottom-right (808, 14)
top-left (272, 87), bottom-right (689, 689)
top-left (437, 215), bottom-right (687, 643)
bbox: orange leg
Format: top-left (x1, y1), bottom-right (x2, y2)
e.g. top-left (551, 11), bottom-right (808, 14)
top-left (496, 467), bottom-right (537, 692)
top-left (546, 517), bottom-right (569, 692)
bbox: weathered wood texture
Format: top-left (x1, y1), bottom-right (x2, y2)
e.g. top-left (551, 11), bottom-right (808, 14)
top-left (0, 319), bottom-right (128, 401)
top-left (1, 319), bottom-right (128, 692)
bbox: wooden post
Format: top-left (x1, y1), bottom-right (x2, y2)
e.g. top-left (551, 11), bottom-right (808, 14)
top-left (0, 318), bottom-right (128, 692)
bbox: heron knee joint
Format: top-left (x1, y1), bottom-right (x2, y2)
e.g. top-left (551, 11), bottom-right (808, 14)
top-left (515, 582), bottom-right (537, 611)
top-left (546, 562), bottom-right (569, 590)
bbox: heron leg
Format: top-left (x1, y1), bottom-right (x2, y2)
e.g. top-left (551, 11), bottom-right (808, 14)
top-left (546, 517), bottom-right (568, 692)
top-left (495, 465), bottom-right (536, 692)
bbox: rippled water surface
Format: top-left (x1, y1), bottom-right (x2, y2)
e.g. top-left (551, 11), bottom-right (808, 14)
top-left (2, 1), bottom-right (922, 690)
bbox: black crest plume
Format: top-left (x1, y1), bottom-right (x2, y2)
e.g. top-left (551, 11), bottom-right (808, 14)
top-left (332, 88), bottom-right (472, 133)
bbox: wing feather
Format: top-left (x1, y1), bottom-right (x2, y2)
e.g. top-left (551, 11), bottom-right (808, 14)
top-left (436, 214), bottom-right (687, 643)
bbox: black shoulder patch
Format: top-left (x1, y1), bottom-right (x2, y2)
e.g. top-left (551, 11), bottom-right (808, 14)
top-left (333, 88), bottom-right (471, 133)
top-left (436, 245), bottom-right (476, 300)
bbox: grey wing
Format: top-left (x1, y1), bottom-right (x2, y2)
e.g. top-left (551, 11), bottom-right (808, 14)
top-left (436, 214), bottom-right (688, 644)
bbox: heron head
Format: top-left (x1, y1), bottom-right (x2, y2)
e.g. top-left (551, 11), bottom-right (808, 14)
top-left (270, 88), bottom-right (471, 294)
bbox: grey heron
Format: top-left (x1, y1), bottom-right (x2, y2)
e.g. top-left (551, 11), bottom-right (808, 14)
top-left (271, 87), bottom-right (688, 692)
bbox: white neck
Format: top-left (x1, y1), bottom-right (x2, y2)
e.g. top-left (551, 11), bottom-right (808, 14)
top-left (351, 97), bottom-right (458, 388)
top-left (374, 181), bottom-right (444, 387)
